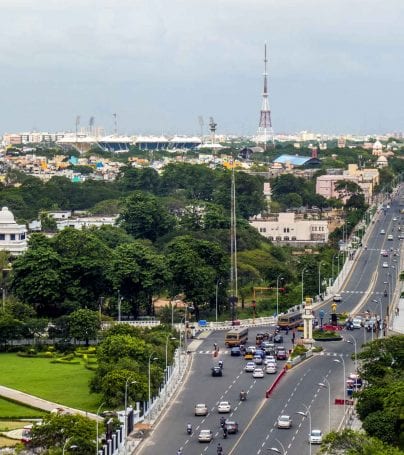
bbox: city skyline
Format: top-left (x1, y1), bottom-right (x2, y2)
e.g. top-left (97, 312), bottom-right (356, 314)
top-left (1, 0), bottom-right (403, 135)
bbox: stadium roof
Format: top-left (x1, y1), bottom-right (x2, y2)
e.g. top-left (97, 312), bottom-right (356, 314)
top-left (273, 154), bottom-right (317, 166)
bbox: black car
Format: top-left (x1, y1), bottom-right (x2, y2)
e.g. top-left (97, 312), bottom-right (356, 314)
top-left (230, 347), bottom-right (241, 356)
top-left (212, 366), bottom-right (223, 377)
top-left (274, 334), bottom-right (284, 343)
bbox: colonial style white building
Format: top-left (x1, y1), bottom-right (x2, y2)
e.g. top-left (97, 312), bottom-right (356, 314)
top-left (0, 207), bottom-right (28, 255)
top-left (250, 212), bottom-right (329, 244)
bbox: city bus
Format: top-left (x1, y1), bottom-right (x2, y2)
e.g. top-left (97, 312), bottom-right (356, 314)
top-left (224, 327), bottom-right (248, 347)
top-left (277, 311), bottom-right (303, 330)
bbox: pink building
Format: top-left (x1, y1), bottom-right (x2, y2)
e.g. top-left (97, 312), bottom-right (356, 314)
top-left (316, 174), bottom-right (359, 202)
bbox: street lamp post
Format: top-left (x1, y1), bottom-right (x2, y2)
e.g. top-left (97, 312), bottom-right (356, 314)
top-left (148, 354), bottom-right (158, 422)
top-left (117, 290), bottom-right (121, 323)
top-left (215, 279), bottom-right (222, 323)
top-left (301, 267), bottom-right (307, 305)
top-left (296, 404), bottom-right (312, 455)
top-left (165, 335), bottom-right (176, 380)
top-left (372, 298), bottom-right (383, 339)
top-left (334, 357), bottom-right (346, 423)
top-left (276, 275), bottom-right (284, 317)
top-left (267, 438), bottom-right (286, 455)
top-left (62, 438), bottom-right (78, 455)
top-left (96, 402), bottom-right (105, 455)
top-left (344, 334), bottom-right (358, 374)
top-left (124, 379), bottom-right (137, 455)
top-left (318, 262), bottom-right (325, 299)
top-left (318, 379), bottom-right (331, 433)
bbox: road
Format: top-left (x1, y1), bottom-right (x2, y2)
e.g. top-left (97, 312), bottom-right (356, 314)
top-left (137, 188), bottom-right (402, 455)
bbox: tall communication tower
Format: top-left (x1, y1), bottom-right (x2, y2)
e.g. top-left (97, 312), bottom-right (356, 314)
top-left (198, 116), bottom-right (204, 142)
top-left (209, 117), bottom-right (217, 146)
top-left (257, 43), bottom-right (274, 149)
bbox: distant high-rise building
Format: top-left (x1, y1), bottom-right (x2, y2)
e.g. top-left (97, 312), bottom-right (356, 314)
top-left (256, 44), bottom-right (273, 149)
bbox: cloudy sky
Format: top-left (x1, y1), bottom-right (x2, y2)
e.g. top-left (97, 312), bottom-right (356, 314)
top-left (1, 0), bottom-right (403, 135)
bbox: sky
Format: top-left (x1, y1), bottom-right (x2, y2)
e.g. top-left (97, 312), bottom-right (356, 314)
top-left (1, 0), bottom-right (403, 136)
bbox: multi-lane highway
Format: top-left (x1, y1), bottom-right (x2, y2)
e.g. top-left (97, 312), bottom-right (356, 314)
top-left (137, 188), bottom-right (402, 455)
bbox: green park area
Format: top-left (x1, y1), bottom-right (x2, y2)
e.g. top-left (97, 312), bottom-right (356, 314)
top-left (0, 353), bottom-right (101, 415)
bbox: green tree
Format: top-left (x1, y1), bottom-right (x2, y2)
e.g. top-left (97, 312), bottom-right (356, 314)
top-left (109, 241), bottom-right (170, 316)
top-left (10, 245), bottom-right (63, 317)
top-left (320, 429), bottom-right (404, 455)
top-left (118, 191), bottom-right (176, 241)
top-left (30, 413), bottom-right (96, 455)
top-left (68, 309), bottom-right (100, 345)
top-left (39, 211), bottom-right (58, 232)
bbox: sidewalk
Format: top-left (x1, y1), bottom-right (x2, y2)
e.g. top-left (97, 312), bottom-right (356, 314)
top-left (0, 385), bottom-right (101, 421)
top-left (391, 299), bottom-right (404, 334)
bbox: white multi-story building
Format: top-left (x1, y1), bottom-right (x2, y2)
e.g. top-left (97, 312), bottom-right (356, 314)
top-left (249, 212), bottom-right (329, 244)
top-left (0, 207), bottom-right (28, 255)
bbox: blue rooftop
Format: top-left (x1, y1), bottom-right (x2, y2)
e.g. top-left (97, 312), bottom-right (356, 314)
top-left (273, 154), bottom-right (313, 166)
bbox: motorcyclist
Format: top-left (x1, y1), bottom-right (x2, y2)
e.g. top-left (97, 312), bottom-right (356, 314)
top-left (217, 443), bottom-right (223, 454)
top-left (177, 449), bottom-right (183, 455)
top-left (223, 426), bottom-right (228, 438)
top-left (220, 416), bottom-right (226, 428)
top-left (186, 423), bottom-right (192, 433)
top-left (240, 389), bottom-right (246, 400)
top-left (218, 360), bottom-right (223, 369)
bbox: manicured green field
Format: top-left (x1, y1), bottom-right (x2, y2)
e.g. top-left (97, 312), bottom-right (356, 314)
top-left (0, 397), bottom-right (45, 419)
top-left (0, 354), bottom-right (101, 413)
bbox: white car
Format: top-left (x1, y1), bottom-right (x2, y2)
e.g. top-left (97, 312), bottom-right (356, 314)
top-left (277, 415), bottom-right (292, 428)
top-left (265, 363), bottom-right (277, 374)
top-left (388, 234), bottom-right (394, 241)
top-left (309, 429), bottom-right (323, 444)
top-left (252, 368), bottom-right (264, 378)
top-left (245, 362), bottom-right (255, 372)
top-left (333, 294), bottom-right (342, 302)
top-left (217, 401), bottom-right (231, 413)
top-left (198, 429), bottom-right (213, 442)
top-left (352, 317), bottom-right (363, 329)
top-left (382, 262), bottom-right (389, 268)
top-left (393, 217), bottom-right (398, 221)
top-left (380, 229), bottom-right (385, 235)
top-left (265, 355), bottom-right (277, 365)
top-left (195, 403), bottom-right (208, 416)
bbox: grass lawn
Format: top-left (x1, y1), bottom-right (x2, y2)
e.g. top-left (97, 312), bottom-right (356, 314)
top-left (0, 354), bottom-right (101, 413)
top-left (0, 397), bottom-right (45, 419)
top-left (0, 436), bottom-right (18, 448)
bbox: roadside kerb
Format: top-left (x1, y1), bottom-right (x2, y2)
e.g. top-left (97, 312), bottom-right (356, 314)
top-left (265, 366), bottom-right (286, 398)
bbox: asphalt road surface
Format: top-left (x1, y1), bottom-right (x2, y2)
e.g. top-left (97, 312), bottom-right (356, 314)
top-left (137, 187), bottom-right (402, 455)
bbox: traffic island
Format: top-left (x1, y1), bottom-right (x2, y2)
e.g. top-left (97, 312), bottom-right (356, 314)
top-left (313, 329), bottom-right (343, 342)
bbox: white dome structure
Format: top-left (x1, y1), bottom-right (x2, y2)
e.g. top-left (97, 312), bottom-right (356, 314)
top-left (0, 207), bottom-right (27, 255)
top-left (372, 140), bottom-right (383, 156)
top-left (0, 207), bottom-right (15, 224)
top-left (376, 155), bottom-right (388, 168)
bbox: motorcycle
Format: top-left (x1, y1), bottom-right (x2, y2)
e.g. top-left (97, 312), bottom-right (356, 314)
top-left (384, 290), bottom-right (388, 297)
top-left (223, 429), bottom-right (227, 439)
top-left (240, 391), bottom-right (247, 401)
top-left (186, 425), bottom-right (192, 435)
top-left (220, 417), bottom-right (226, 428)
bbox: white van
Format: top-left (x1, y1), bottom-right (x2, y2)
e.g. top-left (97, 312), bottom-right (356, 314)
top-left (333, 294), bottom-right (342, 302)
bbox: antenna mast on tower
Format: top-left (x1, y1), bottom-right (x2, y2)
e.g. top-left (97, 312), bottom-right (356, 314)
top-left (209, 117), bottom-right (217, 146)
top-left (257, 43), bottom-right (274, 149)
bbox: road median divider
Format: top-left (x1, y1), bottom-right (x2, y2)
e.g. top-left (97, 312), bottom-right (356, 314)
top-left (265, 366), bottom-right (286, 398)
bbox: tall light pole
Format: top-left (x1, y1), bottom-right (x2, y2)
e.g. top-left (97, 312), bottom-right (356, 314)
top-left (318, 262), bottom-right (325, 299)
top-left (344, 334), bottom-right (358, 374)
top-left (276, 274), bottom-right (284, 317)
top-left (318, 379), bottom-right (331, 433)
top-left (301, 267), bottom-right (307, 304)
top-left (117, 290), bottom-right (121, 323)
top-left (215, 279), bottom-right (222, 323)
top-left (372, 298), bottom-right (383, 338)
top-left (334, 357), bottom-right (346, 421)
top-left (124, 379), bottom-right (137, 455)
top-left (148, 354), bottom-right (158, 422)
top-left (62, 438), bottom-right (78, 455)
top-left (96, 401), bottom-right (105, 455)
top-left (296, 404), bottom-right (312, 455)
top-left (268, 438), bottom-right (286, 455)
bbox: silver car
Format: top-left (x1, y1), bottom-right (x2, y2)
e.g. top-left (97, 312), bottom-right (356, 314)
top-left (277, 415), bottom-right (292, 428)
top-left (198, 429), bottom-right (213, 442)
